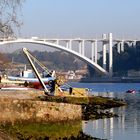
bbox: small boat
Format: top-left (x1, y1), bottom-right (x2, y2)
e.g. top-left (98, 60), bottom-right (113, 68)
top-left (7, 69), bottom-right (56, 89)
top-left (126, 89), bottom-right (136, 94)
top-left (8, 75), bottom-right (55, 83)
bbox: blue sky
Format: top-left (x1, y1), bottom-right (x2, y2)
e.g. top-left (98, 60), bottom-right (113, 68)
top-left (20, 0), bottom-right (140, 39)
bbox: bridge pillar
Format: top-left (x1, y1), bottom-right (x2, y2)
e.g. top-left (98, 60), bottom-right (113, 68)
top-left (69, 40), bottom-right (72, 49)
top-left (120, 40), bottom-right (124, 52)
top-left (66, 40), bottom-right (72, 49)
top-left (102, 34), bottom-right (107, 70)
top-left (66, 41), bottom-right (69, 49)
top-left (55, 40), bottom-right (59, 45)
top-left (79, 40), bottom-right (84, 55)
top-left (91, 41), bottom-right (94, 62)
top-left (94, 40), bottom-right (98, 64)
top-left (108, 33), bottom-right (113, 77)
top-left (117, 42), bottom-right (121, 53)
top-left (91, 40), bottom-right (97, 63)
top-left (78, 41), bottom-right (82, 54)
top-left (81, 40), bottom-right (85, 56)
top-left (132, 40), bottom-right (136, 47)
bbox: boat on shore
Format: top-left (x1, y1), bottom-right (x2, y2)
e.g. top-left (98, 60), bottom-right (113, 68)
top-left (7, 69), bottom-right (55, 89)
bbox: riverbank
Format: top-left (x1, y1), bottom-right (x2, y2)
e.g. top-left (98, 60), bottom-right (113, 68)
top-left (0, 121), bottom-right (105, 140)
top-left (80, 77), bottom-right (140, 83)
top-left (0, 90), bottom-right (81, 125)
top-left (40, 95), bottom-right (126, 120)
top-left (0, 90), bottom-right (126, 139)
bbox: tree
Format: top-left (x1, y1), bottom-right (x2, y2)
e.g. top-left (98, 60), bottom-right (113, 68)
top-left (0, 0), bottom-right (24, 38)
top-left (0, 52), bottom-right (10, 70)
top-left (0, 0), bottom-right (24, 70)
top-left (97, 42), bottom-right (140, 77)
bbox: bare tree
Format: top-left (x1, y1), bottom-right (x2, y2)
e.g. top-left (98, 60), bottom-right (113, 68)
top-left (0, 0), bottom-right (24, 70)
top-left (0, 0), bottom-right (24, 38)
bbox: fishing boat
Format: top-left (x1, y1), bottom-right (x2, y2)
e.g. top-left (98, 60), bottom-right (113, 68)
top-left (6, 48), bottom-right (88, 96)
top-left (7, 69), bottom-right (56, 89)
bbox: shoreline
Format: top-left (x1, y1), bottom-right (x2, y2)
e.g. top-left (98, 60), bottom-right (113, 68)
top-left (40, 95), bottom-right (126, 120)
top-left (0, 91), bottom-right (126, 139)
top-left (68, 77), bottom-right (140, 83)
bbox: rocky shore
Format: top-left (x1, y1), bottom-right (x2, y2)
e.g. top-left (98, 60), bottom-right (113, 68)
top-left (40, 95), bottom-right (126, 120)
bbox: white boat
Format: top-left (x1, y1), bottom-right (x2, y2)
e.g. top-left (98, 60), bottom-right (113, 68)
top-left (8, 76), bottom-right (55, 83)
top-left (7, 69), bottom-right (56, 89)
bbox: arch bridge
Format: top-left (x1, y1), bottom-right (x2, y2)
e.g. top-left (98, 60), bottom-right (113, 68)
top-left (0, 33), bottom-right (138, 77)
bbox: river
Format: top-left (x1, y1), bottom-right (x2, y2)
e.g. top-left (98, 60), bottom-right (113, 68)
top-left (69, 82), bottom-right (140, 140)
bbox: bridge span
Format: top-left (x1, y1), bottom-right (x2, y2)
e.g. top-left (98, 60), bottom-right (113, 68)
top-left (0, 33), bottom-right (138, 77)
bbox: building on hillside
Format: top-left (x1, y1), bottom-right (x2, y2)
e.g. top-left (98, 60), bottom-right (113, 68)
top-left (66, 71), bottom-right (76, 79)
top-left (61, 68), bottom-right (87, 80)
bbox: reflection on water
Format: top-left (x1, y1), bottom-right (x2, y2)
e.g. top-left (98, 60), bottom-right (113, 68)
top-left (83, 92), bottom-right (140, 140)
top-left (68, 82), bottom-right (140, 139)
top-left (90, 91), bottom-right (121, 98)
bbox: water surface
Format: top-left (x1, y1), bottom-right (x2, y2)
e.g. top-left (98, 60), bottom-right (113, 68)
top-left (69, 82), bottom-right (140, 140)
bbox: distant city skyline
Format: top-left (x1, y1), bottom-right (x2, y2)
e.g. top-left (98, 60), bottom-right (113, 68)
top-left (20, 0), bottom-right (140, 39)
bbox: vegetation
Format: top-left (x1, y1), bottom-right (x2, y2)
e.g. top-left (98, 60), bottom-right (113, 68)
top-left (40, 95), bottom-right (126, 120)
top-left (0, 0), bottom-right (24, 70)
top-left (88, 42), bottom-right (140, 77)
top-left (4, 50), bottom-right (85, 71)
top-left (0, 52), bottom-right (9, 70)
top-left (40, 95), bottom-right (126, 107)
top-left (0, 0), bottom-right (24, 38)
top-left (113, 42), bottom-right (140, 76)
top-left (0, 122), bottom-right (100, 140)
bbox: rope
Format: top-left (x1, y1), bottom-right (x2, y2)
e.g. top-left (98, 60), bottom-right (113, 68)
top-left (26, 50), bottom-right (52, 76)
top-left (24, 49), bottom-right (85, 95)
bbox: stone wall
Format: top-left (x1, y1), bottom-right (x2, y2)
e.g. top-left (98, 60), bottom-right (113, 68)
top-left (0, 98), bottom-right (81, 124)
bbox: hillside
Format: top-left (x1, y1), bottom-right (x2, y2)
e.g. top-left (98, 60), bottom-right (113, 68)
top-left (3, 50), bottom-right (85, 72)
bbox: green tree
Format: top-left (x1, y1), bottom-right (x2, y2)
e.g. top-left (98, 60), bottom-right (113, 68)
top-left (100, 42), bottom-right (140, 76)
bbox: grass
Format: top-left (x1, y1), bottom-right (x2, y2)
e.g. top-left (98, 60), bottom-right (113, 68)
top-left (0, 121), bottom-right (82, 140)
top-left (39, 95), bottom-right (126, 108)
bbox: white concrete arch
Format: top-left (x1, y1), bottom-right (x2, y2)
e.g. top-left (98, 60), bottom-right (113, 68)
top-left (0, 39), bottom-right (108, 75)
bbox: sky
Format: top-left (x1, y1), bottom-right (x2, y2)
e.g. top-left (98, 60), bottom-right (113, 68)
top-left (20, 0), bottom-right (140, 39)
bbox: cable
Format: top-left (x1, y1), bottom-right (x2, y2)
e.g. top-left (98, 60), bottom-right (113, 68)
top-left (24, 49), bottom-right (85, 96)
